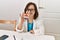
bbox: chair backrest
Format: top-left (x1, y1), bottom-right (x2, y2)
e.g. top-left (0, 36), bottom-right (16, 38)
top-left (0, 20), bottom-right (16, 31)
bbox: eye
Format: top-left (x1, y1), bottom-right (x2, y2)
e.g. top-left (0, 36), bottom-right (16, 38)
top-left (27, 9), bottom-right (35, 11)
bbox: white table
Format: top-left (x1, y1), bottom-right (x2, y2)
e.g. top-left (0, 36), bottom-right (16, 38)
top-left (0, 30), bottom-right (55, 40)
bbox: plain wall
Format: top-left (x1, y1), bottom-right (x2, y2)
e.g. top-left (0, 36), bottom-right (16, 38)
top-left (0, 0), bottom-right (38, 20)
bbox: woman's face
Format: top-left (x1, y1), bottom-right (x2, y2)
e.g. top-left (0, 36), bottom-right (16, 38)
top-left (26, 5), bottom-right (35, 16)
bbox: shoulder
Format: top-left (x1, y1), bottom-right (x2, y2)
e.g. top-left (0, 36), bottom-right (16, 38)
top-left (34, 19), bottom-right (44, 23)
top-left (33, 19), bottom-right (44, 26)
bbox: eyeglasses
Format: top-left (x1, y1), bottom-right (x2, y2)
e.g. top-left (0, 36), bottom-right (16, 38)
top-left (26, 9), bottom-right (35, 12)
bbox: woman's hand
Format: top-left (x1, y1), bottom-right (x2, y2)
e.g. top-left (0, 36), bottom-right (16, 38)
top-left (20, 13), bottom-right (25, 23)
top-left (30, 30), bottom-right (35, 34)
top-left (17, 13), bottom-right (25, 30)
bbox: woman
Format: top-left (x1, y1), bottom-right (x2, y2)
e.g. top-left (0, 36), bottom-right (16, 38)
top-left (16, 2), bottom-right (44, 35)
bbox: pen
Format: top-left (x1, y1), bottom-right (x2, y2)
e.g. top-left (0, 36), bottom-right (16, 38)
top-left (13, 35), bottom-right (16, 40)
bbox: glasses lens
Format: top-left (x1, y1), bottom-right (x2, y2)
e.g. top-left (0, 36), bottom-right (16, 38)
top-left (27, 9), bottom-right (35, 12)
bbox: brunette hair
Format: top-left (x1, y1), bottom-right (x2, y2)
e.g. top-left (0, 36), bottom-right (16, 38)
top-left (24, 2), bottom-right (39, 20)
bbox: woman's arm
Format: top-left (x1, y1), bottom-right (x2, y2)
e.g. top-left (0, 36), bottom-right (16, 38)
top-left (17, 18), bottom-right (24, 30)
top-left (16, 14), bottom-right (25, 32)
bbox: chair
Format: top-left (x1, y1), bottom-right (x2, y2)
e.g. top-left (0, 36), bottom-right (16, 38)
top-left (0, 20), bottom-right (16, 31)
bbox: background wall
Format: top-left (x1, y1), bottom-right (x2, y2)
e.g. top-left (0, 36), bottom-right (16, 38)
top-left (0, 0), bottom-right (39, 20)
top-left (0, 0), bottom-right (60, 40)
top-left (39, 0), bottom-right (60, 40)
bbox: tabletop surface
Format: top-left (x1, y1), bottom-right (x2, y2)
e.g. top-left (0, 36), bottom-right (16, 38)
top-left (0, 30), bottom-right (55, 40)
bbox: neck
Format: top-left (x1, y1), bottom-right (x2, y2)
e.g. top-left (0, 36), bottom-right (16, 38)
top-left (28, 18), bottom-right (33, 23)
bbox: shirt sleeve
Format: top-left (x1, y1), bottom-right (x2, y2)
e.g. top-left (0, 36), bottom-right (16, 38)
top-left (16, 15), bottom-right (24, 33)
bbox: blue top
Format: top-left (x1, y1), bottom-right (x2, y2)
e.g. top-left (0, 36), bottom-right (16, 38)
top-left (27, 21), bottom-right (33, 32)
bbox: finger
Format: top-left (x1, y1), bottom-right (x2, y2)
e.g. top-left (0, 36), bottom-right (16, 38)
top-left (30, 31), bottom-right (34, 34)
top-left (22, 13), bottom-right (26, 16)
top-left (24, 13), bottom-right (27, 16)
